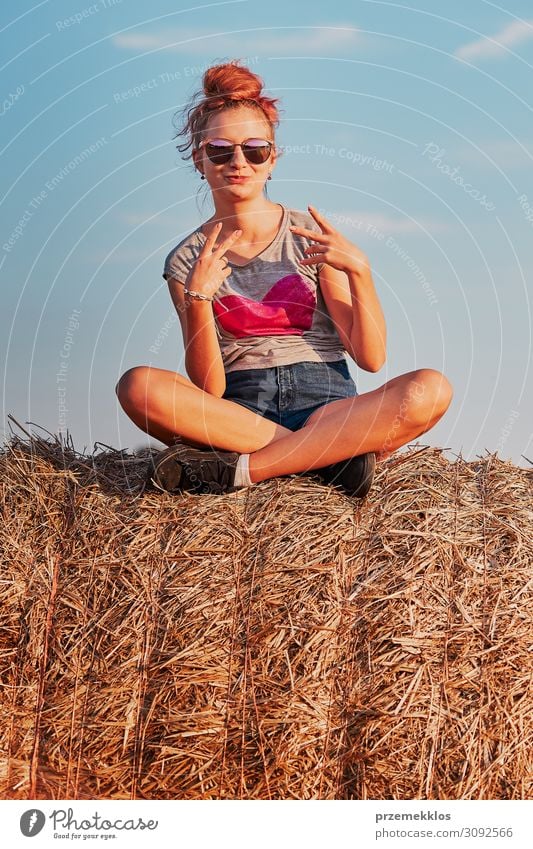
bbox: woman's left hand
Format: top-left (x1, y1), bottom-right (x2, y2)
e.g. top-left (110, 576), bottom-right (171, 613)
top-left (289, 205), bottom-right (370, 275)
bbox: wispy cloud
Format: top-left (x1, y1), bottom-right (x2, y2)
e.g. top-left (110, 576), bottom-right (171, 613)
top-left (456, 139), bottom-right (533, 168)
top-left (90, 248), bottom-right (158, 265)
top-left (117, 211), bottom-right (163, 226)
top-left (324, 210), bottom-right (447, 235)
top-left (454, 19), bottom-right (533, 61)
top-left (112, 24), bottom-right (361, 56)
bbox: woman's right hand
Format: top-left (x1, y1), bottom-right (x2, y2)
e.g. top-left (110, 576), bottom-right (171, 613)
top-left (185, 222), bottom-right (242, 299)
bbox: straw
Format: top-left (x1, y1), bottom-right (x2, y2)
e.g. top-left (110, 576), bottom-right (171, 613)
top-left (1, 418), bottom-right (531, 799)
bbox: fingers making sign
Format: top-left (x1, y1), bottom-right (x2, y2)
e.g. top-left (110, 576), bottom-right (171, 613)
top-left (185, 222), bottom-right (242, 300)
top-left (289, 205), bottom-right (370, 276)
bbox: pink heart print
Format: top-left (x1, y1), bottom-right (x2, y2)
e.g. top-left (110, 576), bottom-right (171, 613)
top-left (213, 274), bottom-right (316, 338)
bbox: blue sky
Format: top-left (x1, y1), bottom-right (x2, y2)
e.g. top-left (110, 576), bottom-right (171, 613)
top-left (1, 0), bottom-right (532, 466)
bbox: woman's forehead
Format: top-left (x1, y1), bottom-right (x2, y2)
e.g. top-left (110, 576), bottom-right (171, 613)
top-left (204, 107), bottom-right (270, 139)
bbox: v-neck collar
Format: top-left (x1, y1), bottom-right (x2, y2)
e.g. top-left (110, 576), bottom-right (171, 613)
top-left (196, 204), bottom-right (288, 268)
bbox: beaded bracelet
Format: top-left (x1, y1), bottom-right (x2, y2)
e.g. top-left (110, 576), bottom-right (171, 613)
top-left (183, 287), bottom-right (213, 301)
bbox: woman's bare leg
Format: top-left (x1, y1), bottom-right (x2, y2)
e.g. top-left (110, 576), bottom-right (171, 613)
top-left (116, 366), bottom-right (452, 482)
top-left (115, 366), bottom-right (294, 453)
top-left (247, 368), bottom-right (453, 483)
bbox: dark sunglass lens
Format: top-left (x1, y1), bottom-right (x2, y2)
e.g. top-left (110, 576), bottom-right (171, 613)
top-left (243, 141), bottom-right (271, 164)
top-left (206, 143), bottom-right (233, 164)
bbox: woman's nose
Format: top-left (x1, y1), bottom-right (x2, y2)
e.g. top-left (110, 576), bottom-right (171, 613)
top-left (230, 145), bottom-right (247, 166)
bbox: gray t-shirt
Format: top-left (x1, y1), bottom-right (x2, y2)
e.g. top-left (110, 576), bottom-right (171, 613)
top-left (162, 203), bottom-right (347, 373)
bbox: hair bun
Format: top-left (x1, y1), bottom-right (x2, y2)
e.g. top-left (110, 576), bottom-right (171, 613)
top-left (203, 59), bottom-right (263, 102)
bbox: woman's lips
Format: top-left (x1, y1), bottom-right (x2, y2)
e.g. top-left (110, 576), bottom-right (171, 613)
top-left (225, 175), bottom-right (249, 183)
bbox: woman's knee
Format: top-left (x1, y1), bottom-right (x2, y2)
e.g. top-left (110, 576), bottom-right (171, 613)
top-left (405, 368), bottom-right (453, 424)
top-left (115, 366), bottom-right (152, 409)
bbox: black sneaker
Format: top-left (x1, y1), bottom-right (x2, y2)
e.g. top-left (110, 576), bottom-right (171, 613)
top-left (146, 442), bottom-right (242, 495)
top-left (309, 452), bottom-right (376, 498)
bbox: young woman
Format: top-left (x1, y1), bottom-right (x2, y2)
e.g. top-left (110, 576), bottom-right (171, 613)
top-left (116, 60), bottom-right (453, 496)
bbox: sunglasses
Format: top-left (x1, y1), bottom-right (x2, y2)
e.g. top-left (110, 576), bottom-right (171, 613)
top-left (199, 138), bottom-right (273, 165)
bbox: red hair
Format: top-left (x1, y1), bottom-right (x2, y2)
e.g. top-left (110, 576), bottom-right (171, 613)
top-left (173, 59), bottom-right (282, 160)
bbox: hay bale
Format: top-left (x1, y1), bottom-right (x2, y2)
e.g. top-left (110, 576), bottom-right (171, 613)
top-left (0, 422), bottom-right (531, 799)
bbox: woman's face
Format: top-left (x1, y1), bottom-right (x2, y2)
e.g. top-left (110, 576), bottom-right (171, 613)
top-left (193, 106), bottom-right (277, 199)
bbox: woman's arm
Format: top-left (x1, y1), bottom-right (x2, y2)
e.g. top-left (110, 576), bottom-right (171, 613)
top-left (318, 262), bottom-right (386, 372)
top-left (290, 206), bottom-right (387, 372)
top-left (165, 224), bottom-right (242, 398)
top-left (167, 277), bottom-right (226, 397)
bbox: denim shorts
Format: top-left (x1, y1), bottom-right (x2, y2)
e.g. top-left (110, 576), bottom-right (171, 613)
top-left (221, 359), bottom-right (358, 431)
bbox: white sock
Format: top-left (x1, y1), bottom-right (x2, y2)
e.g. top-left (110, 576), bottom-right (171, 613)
top-left (233, 453), bottom-right (253, 488)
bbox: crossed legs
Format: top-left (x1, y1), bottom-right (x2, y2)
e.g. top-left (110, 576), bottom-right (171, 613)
top-left (115, 366), bottom-right (453, 483)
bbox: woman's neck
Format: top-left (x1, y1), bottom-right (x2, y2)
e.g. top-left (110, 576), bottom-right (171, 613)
top-left (208, 198), bottom-right (282, 239)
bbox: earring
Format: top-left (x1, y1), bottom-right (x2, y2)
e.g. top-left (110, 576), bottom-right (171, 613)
top-left (267, 173), bottom-right (272, 180)
top-left (200, 173), bottom-right (205, 180)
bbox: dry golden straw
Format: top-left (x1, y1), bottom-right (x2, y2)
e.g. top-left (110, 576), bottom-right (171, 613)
top-left (1, 417), bottom-right (531, 799)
